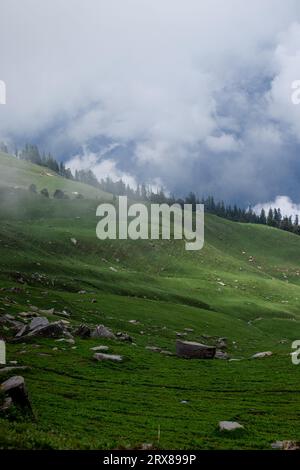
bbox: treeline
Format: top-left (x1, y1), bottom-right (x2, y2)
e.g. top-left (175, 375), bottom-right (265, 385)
top-left (2, 141), bottom-right (300, 236)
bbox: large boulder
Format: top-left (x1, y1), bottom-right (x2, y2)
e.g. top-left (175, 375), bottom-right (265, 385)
top-left (176, 340), bottom-right (216, 359)
top-left (1, 375), bottom-right (32, 412)
top-left (91, 325), bottom-right (115, 339)
top-left (15, 321), bottom-right (69, 341)
top-left (116, 332), bottom-right (132, 342)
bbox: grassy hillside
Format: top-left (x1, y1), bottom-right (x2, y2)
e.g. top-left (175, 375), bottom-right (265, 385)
top-left (0, 152), bottom-right (111, 200)
top-left (0, 159), bottom-right (300, 449)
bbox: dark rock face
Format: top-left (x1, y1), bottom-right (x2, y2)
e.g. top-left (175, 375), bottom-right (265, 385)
top-left (176, 340), bottom-right (216, 359)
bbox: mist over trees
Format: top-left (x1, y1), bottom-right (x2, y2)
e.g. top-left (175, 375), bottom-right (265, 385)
top-left (2, 142), bottom-right (300, 237)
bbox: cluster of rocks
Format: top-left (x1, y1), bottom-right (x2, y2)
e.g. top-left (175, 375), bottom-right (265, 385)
top-left (14, 317), bottom-right (72, 342)
top-left (74, 323), bottom-right (132, 343)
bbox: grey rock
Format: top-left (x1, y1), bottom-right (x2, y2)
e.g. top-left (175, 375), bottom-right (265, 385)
top-left (219, 421), bottom-right (244, 431)
top-left (1, 375), bottom-right (32, 411)
top-left (91, 325), bottom-right (115, 339)
top-left (252, 351), bottom-right (273, 359)
top-left (215, 350), bottom-right (229, 360)
top-left (145, 346), bottom-right (162, 353)
top-left (176, 340), bottom-right (216, 359)
top-left (74, 324), bottom-right (91, 338)
top-left (29, 316), bottom-right (49, 331)
top-left (90, 345), bottom-right (109, 352)
top-left (93, 353), bottom-right (123, 362)
top-left (0, 396), bottom-right (13, 411)
top-left (116, 332), bottom-right (132, 342)
top-left (16, 321), bottom-right (68, 341)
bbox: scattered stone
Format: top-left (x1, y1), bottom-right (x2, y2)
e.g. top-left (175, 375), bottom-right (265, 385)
top-left (1, 375), bottom-right (32, 412)
top-left (90, 345), bottom-right (109, 352)
top-left (160, 350), bottom-right (174, 356)
top-left (271, 440), bottom-right (300, 450)
top-left (39, 308), bottom-right (55, 316)
top-left (94, 353), bottom-right (123, 362)
top-left (56, 311), bottom-right (71, 318)
top-left (176, 332), bottom-right (187, 338)
top-left (0, 396), bottom-right (13, 411)
top-left (252, 351), bottom-right (273, 359)
top-left (15, 321), bottom-right (69, 341)
top-left (15, 324), bottom-right (29, 338)
top-left (176, 340), bottom-right (216, 359)
top-left (109, 267), bottom-right (118, 272)
top-left (216, 337), bottom-right (227, 349)
top-left (129, 320), bottom-right (140, 324)
top-left (184, 328), bottom-right (194, 333)
top-left (91, 325), bottom-right (115, 339)
top-left (70, 238), bottom-right (77, 245)
top-left (74, 324), bottom-right (91, 338)
top-left (181, 400), bottom-right (188, 404)
top-left (140, 443), bottom-right (153, 450)
top-left (116, 332), bottom-right (132, 342)
top-left (78, 290), bottom-right (87, 294)
top-left (29, 316), bottom-right (49, 331)
top-left (55, 338), bottom-right (75, 344)
top-left (215, 350), bottom-right (229, 360)
top-left (145, 346), bottom-right (162, 353)
top-left (219, 421), bottom-right (244, 432)
top-left (91, 299), bottom-right (97, 303)
top-left (18, 312), bottom-right (35, 318)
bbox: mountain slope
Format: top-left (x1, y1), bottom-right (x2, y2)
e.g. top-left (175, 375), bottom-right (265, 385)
top-left (0, 157), bottom-right (300, 449)
top-left (0, 151), bottom-right (111, 200)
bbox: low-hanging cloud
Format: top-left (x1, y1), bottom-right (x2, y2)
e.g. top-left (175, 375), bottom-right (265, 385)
top-left (254, 195), bottom-right (300, 220)
top-left (1, 0), bottom-right (300, 204)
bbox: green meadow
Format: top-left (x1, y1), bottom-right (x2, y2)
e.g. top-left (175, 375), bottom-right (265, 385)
top-left (0, 152), bottom-right (300, 449)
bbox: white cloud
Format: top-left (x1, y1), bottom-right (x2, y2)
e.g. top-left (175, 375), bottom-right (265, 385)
top-left (205, 134), bottom-right (241, 153)
top-left (254, 195), bottom-right (300, 219)
top-left (1, 1), bottom-right (300, 201)
top-left (67, 147), bottom-right (137, 188)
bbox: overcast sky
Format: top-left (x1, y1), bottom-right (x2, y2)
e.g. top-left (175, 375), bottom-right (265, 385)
top-left (1, 0), bottom-right (300, 209)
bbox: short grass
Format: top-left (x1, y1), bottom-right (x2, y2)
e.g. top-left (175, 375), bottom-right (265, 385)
top-left (0, 169), bottom-right (300, 449)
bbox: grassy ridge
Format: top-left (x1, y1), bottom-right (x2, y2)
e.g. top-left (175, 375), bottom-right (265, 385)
top-left (0, 152), bottom-right (111, 200)
top-left (0, 160), bottom-right (300, 449)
